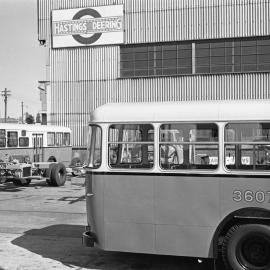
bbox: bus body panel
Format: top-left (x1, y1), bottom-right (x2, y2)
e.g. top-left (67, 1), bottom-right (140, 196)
top-left (219, 176), bottom-right (270, 216)
top-left (86, 172), bottom-right (220, 257)
top-left (0, 146), bottom-right (72, 166)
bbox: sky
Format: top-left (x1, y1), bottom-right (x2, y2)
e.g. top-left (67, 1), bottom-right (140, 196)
top-left (0, 0), bottom-right (46, 119)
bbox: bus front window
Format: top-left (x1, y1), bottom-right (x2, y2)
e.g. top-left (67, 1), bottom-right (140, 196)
top-left (87, 125), bottom-right (102, 169)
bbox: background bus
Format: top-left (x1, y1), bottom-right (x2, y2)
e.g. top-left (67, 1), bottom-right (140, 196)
top-left (83, 100), bottom-right (270, 270)
top-left (0, 124), bottom-right (72, 186)
top-left (0, 123), bottom-right (71, 165)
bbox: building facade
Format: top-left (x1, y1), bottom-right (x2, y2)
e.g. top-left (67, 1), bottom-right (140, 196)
top-left (37, 0), bottom-right (270, 153)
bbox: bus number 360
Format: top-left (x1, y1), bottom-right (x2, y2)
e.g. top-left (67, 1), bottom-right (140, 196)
top-left (233, 190), bottom-right (270, 203)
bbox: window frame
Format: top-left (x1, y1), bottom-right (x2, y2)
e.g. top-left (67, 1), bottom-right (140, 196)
top-left (224, 122), bottom-right (270, 171)
top-left (108, 123), bottom-right (155, 170)
top-left (47, 132), bottom-right (55, 146)
top-left (159, 122), bottom-right (219, 171)
top-left (87, 124), bottom-right (102, 169)
top-left (19, 137), bottom-right (29, 147)
top-left (7, 131), bottom-right (18, 148)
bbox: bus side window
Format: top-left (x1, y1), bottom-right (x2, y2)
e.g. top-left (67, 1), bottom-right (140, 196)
top-left (47, 132), bottom-right (55, 146)
top-left (0, 129), bottom-right (6, 147)
top-left (63, 132), bottom-right (70, 146)
top-left (225, 122), bottom-right (270, 170)
top-left (108, 124), bottom-right (154, 169)
top-left (159, 123), bottom-right (218, 170)
top-left (56, 132), bottom-right (63, 146)
top-left (19, 137), bottom-right (29, 147)
top-left (7, 131), bottom-right (18, 147)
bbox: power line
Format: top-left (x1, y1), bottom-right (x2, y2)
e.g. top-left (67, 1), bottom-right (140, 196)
top-left (1, 88), bottom-right (11, 123)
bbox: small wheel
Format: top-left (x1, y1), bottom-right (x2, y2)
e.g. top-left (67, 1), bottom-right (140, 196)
top-left (48, 156), bottom-right (57, 162)
top-left (49, 163), bottom-right (66, 186)
top-left (222, 224), bottom-right (270, 270)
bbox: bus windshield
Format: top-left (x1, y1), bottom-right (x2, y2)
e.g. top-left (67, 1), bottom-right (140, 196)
top-left (87, 125), bottom-right (102, 168)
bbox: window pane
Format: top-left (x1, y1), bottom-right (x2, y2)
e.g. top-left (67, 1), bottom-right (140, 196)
top-left (211, 56), bottom-right (225, 65)
top-left (108, 124), bottom-right (154, 169)
top-left (0, 138), bottom-right (5, 147)
top-left (47, 132), bottom-right (55, 146)
top-left (196, 66), bottom-right (210, 73)
top-left (56, 132), bottom-right (63, 146)
top-left (63, 133), bottom-right (70, 146)
top-left (196, 57), bottom-right (210, 65)
top-left (163, 59), bottom-right (177, 67)
top-left (242, 55), bottom-right (257, 64)
top-left (135, 61), bottom-right (147, 69)
top-left (211, 65), bottom-right (226, 73)
top-left (87, 125), bottom-right (102, 168)
top-left (162, 68), bottom-right (177, 75)
top-left (121, 61), bottom-right (133, 69)
top-left (242, 64), bottom-right (257, 72)
top-left (258, 54), bottom-right (270, 63)
top-left (241, 46), bottom-right (256, 55)
top-left (178, 67), bottom-right (192, 74)
top-left (225, 123), bottom-right (270, 142)
top-left (196, 48), bottom-right (210, 57)
top-left (19, 137), bottom-right (29, 147)
top-left (135, 52), bottom-right (148, 60)
top-left (7, 131), bottom-right (18, 147)
top-left (211, 48), bottom-right (225, 56)
top-left (178, 49), bottom-right (192, 58)
top-left (225, 144), bottom-right (270, 171)
top-left (163, 50), bottom-right (177, 59)
top-left (159, 123), bottom-right (218, 170)
top-left (135, 69), bottom-right (148, 76)
top-left (121, 53), bottom-right (134, 61)
top-left (0, 129), bottom-right (5, 137)
top-left (121, 70), bottom-right (134, 77)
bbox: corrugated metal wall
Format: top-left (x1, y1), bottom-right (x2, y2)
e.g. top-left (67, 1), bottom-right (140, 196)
top-left (38, 0), bottom-right (270, 42)
top-left (37, 0), bottom-right (270, 147)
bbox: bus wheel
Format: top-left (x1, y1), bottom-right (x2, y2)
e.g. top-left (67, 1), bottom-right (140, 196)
top-left (48, 156), bottom-right (57, 162)
top-left (50, 163), bottom-right (66, 186)
top-left (222, 224), bottom-right (270, 270)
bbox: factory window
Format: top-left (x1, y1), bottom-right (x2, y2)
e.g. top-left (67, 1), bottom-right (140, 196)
top-left (120, 37), bottom-right (270, 78)
top-left (120, 43), bottom-right (192, 77)
top-left (195, 38), bottom-right (270, 74)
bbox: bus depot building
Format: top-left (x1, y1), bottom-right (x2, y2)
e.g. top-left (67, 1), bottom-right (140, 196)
top-left (37, 0), bottom-right (270, 158)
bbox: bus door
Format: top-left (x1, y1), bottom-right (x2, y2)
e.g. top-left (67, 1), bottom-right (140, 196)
top-left (33, 133), bottom-right (44, 162)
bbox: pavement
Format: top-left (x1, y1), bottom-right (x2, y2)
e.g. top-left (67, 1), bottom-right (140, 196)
top-left (0, 177), bottom-right (224, 270)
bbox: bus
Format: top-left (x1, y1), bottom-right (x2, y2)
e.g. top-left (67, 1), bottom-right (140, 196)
top-left (0, 123), bottom-right (72, 186)
top-left (83, 100), bottom-right (270, 270)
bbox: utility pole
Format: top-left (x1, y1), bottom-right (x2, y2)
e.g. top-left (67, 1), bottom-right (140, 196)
top-left (1, 88), bottom-right (11, 123)
top-left (21, 101), bottom-right (24, 124)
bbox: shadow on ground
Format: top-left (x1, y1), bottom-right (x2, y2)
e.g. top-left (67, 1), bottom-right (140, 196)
top-left (11, 224), bottom-right (225, 270)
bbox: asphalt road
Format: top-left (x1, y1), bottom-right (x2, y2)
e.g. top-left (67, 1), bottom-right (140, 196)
top-left (0, 177), bottom-right (225, 270)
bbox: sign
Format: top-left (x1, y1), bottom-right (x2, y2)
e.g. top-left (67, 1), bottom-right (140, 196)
top-left (52, 5), bottom-right (124, 48)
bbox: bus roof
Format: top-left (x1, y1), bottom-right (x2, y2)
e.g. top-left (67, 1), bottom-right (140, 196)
top-left (0, 123), bottom-right (71, 133)
top-left (90, 100), bottom-right (270, 123)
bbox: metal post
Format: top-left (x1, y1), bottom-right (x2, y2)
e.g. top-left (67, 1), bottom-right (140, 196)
top-left (1, 88), bottom-right (11, 123)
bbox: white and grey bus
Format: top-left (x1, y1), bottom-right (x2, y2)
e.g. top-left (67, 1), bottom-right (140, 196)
top-left (83, 100), bottom-right (270, 270)
top-left (0, 124), bottom-right (72, 186)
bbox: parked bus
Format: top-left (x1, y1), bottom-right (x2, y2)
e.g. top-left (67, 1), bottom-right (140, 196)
top-left (83, 100), bottom-right (270, 270)
top-left (0, 123), bottom-right (71, 165)
top-left (0, 124), bottom-right (72, 186)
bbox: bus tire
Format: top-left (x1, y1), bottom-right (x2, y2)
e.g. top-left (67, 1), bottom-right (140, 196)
top-left (48, 156), bottom-right (57, 162)
top-left (222, 224), bottom-right (270, 270)
top-left (50, 163), bottom-right (66, 186)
